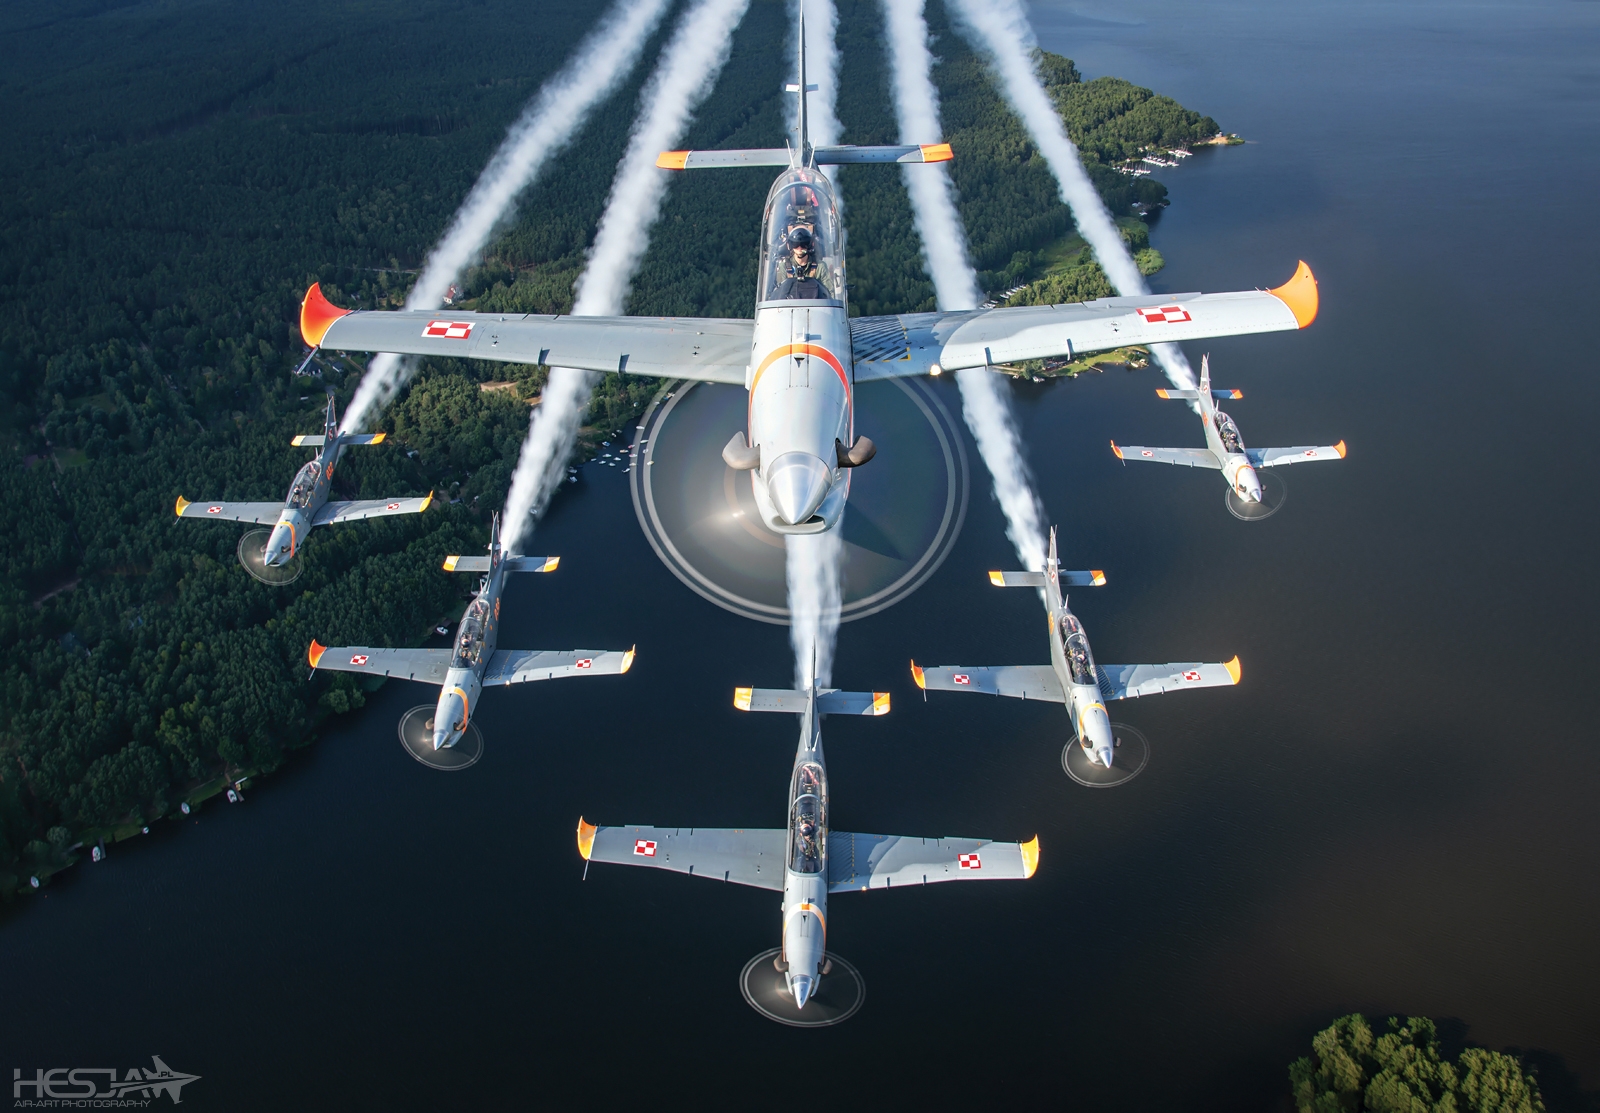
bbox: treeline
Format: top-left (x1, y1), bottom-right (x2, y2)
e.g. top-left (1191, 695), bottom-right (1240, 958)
top-left (1292, 1015), bottom-right (1545, 1113)
top-left (0, 0), bottom-right (1224, 896)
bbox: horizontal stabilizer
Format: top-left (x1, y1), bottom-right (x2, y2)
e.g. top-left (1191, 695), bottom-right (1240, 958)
top-left (1247, 442), bottom-right (1347, 468)
top-left (828, 832), bottom-right (1038, 890)
top-left (442, 555), bottom-right (490, 572)
top-left (732, 688), bottom-right (890, 716)
top-left (502, 555), bottom-right (560, 573)
top-left (657, 148), bottom-right (792, 169)
top-left (1096, 658), bottom-right (1241, 701)
top-left (813, 143), bottom-right (953, 165)
top-left (989, 569), bottom-right (1103, 588)
top-left (911, 661), bottom-right (1066, 703)
top-left (291, 434), bottom-right (326, 447)
top-left (1111, 442), bottom-right (1222, 469)
top-left (1155, 388), bottom-right (1242, 400)
top-left (341, 433), bottom-right (387, 446)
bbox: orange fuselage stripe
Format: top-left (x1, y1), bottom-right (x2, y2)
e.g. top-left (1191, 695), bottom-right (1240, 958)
top-left (748, 344), bottom-right (850, 431)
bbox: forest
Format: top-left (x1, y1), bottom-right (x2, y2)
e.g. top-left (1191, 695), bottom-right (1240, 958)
top-left (0, 0), bottom-right (1226, 897)
top-left (1291, 1014), bottom-right (1546, 1113)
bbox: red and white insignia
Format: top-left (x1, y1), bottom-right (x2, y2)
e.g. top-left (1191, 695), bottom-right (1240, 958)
top-left (634, 840), bottom-right (657, 857)
top-left (1303, 449), bottom-right (1318, 457)
top-left (958, 853), bottom-right (982, 870)
top-left (351, 654), bottom-right (370, 666)
top-left (574, 658), bottom-right (593, 670)
top-left (953, 674), bottom-right (971, 685)
top-left (1140, 449), bottom-right (1155, 458)
top-left (423, 320), bottom-right (474, 340)
top-left (386, 502), bottom-right (401, 510)
top-left (1136, 305), bottom-right (1192, 324)
top-left (207, 506), bottom-right (223, 514)
top-left (1182, 669), bottom-right (1201, 681)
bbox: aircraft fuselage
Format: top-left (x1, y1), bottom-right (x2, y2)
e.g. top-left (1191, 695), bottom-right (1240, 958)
top-left (434, 546), bottom-right (505, 749)
top-left (780, 697), bottom-right (830, 1007)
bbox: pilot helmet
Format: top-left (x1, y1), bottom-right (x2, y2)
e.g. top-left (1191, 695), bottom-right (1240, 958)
top-left (787, 226), bottom-right (814, 252)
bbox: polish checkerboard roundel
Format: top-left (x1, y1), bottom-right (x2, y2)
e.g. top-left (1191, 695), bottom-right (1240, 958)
top-left (575, 659), bottom-right (593, 670)
top-left (1182, 670), bottom-right (1201, 681)
top-left (1136, 305), bottom-right (1192, 324)
top-left (633, 840), bottom-right (657, 857)
top-left (386, 502), bottom-right (400, 510)
top-left (958, 853), bottom-right (982, 869)
top-left (423, 320), bottom-right (474, 340)
top-left (953, 674), bottom-right (971, 685)
top-left (1303, 449), bottom-right (1318, 457)
top-left (351, 655), bottom-right (369, 666)
top-left (207, 506), bottom-right (222, 514)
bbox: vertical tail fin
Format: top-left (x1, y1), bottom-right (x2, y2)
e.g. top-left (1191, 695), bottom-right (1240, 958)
top-left (489, 511), bottom-right (502, 553)
top-left (1199, 354), bottom-right (1211, 395)
top-left (325, 394), bottom-right (339, 438)
top-left (1044, 526), bottom-right (1064, 612)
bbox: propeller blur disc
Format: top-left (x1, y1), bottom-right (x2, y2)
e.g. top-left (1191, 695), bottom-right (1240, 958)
top-left (398, 705), bottom-right (483, 771)
top-left (1225, 470), bottom-right (1287, 521)
top-left (1062, 723), bottom-right (1150, 787)
top-left (631, 378), bottom-right (968, 625)
top-left (739, 948), bottom-right (864, 1027)
top-left (237, 528), bottom-right (302, 585)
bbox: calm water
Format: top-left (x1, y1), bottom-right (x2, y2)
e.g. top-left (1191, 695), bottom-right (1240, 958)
top-left (5, 2), bottom-right (1598, 1109)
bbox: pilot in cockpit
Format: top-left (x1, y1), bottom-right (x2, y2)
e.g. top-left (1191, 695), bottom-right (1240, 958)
top-left (774, 227), bottom-right (828, 299)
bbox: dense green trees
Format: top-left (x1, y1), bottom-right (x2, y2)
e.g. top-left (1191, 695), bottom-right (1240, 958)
top-left (0, 0), bottom-right (1221, 896)
top-left (1291, 1015), bottom-right (1546, 1113)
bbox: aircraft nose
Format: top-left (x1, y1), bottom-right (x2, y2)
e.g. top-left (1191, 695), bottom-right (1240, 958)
top-left (1097, 746), bottom-right (1115, 769)
top-left (791, 974), bottom-right (814, 1010)
top-left (766, 452), bottom-right (832, 525)
top-left (433, 695), bottom-right (463, 749)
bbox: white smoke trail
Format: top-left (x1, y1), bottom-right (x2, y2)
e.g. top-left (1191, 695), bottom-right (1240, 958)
top-left (786, 531), bottom-right (842, 689)
top-left (882, 0), bottom-right (1048, 572)
top-left (946, 0), bottom-right (1197, 390)
top-left (340, 0), bottom-right (674, 433)
top-left (500, 0), bottom-right (753, 553)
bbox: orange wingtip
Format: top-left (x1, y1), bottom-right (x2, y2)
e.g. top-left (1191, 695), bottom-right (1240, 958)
top-left (1155, 389), bottom-right (1171, 399)
top-left (871, 692), bottom-right (891, 716)
top-left (308, 640), bottom-right (327, 668)
top-left (442, 555), bottom-right (461, 571)
top-left (174, 495), bottom-right (191, 517)
top-left (656, 150), bottom-right (689, 170)
top-left (1020, 836), bottom-right (1040, 879)
top-left (1090, 570), bottom-right (1106, 586)
top-left (988, 570), bottom-right (1005, 586)
top-left (1224, 656), bottom-right (1242, 684)
top-left (1227, 389), bottom-right (1244, 399)
top-left (1268, 260), bottom-right (1318, 329)
top-left (300, 283), bottom-right (350, 347)
top-left (576, 818), bottom-right (597, 861)
top-left (620, 646), bottom-right (636, 674)
top-left (540, 556), bottom-right (560, 572)
top-left (1110, 440), bottom-right (1124, 460)
top-left (910, 661), bottom-right (926, 689)
top-left (919, 143), bottom-right (953, 163)
top-left (368, 432), bottom-right (386, 444)
top-left (733, 687), bottom-right (753, 711)
top-left (420, 491), bottom-right (435, 511)
top-left (1334, 439), bottom-right (1347, 458)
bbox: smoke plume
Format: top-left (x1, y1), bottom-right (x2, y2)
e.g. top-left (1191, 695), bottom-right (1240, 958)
top-left (882, 0), bottom-right (1048, 572)
top-left (947, 0), bottom-right (1197, 389)
top-left (786, 531), bottom-right (842, 689)
top-left (500, 0), bottom-right (753, 553)
top-left (341, 0), bottom-right (674, 434)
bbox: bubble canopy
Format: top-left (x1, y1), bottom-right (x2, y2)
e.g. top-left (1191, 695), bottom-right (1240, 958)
top-left (630, 377), bottom-right (969, 625)
top-left (759, 168), bottom-right (845, 306)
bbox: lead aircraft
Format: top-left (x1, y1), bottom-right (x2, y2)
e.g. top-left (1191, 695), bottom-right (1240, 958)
top-left (1111, 354), bottom-right (1346, 505)
top-left (175, 395), bottom-right (432, 566)
top-left (308, 513), bottom-right (634, 749)
top-left (578, 679), bottom-right (1037, 1011)
top-left (294, 25), bottom-right (1320, 535)
top-left (912, 528), bottom-right (1239, 772)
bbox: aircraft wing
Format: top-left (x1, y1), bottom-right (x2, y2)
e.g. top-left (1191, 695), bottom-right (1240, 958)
top-left (175, 497), bottom-right (283, 524)
top-left (849, 262), bottom-right (1317, 380)
top-left (578, 821), bottom-right (787, 891)
top-left (307, 642), bottom-right (452, 684)
top-left (481, 647), bottom-right (634, 686)
top-left (1111, 444), bottom-right (1221, 469)
top-left (827, 832), bottom-right (1039, 892)
top-left (312, 494), bottom-right (433, 525)
top-left (1247, 441), bottom-right (1347, 468)
top-left (1096, 658), bottom-right (1241, 701)
top-left (304, 287), bottom-right (751, 384)
top-left (912, 663), bottom-right (1066, 702)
